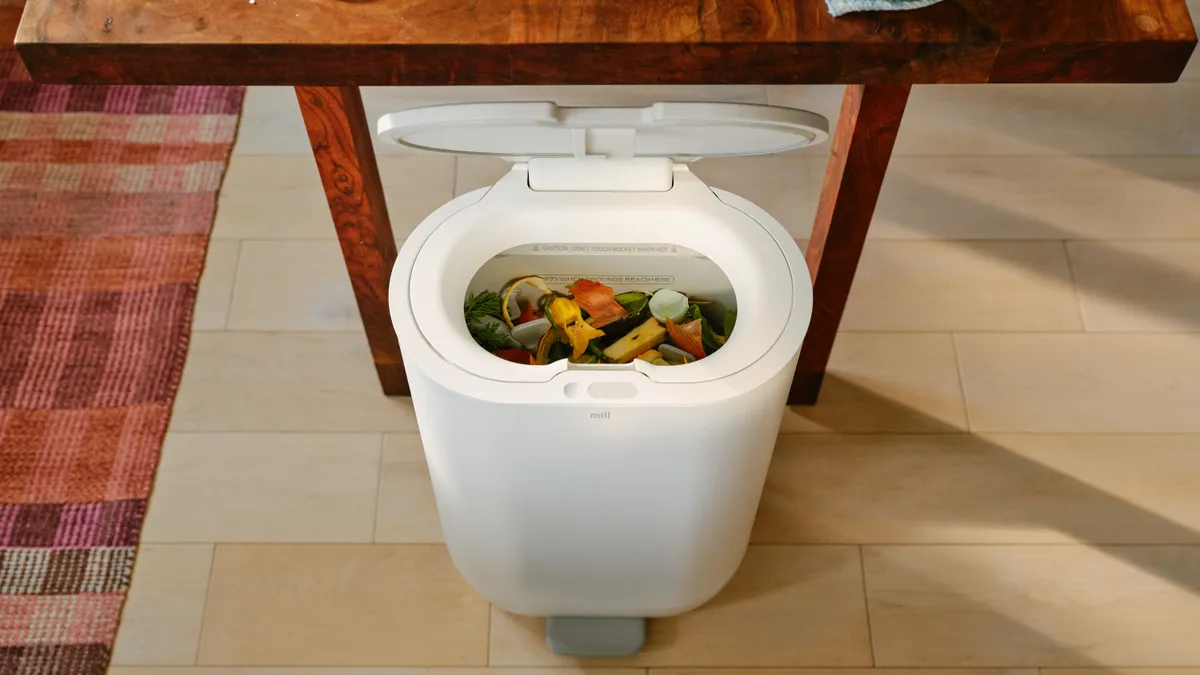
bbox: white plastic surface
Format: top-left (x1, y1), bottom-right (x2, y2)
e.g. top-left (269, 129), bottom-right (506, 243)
top-left (377, 101), bottom-right (829, 160)
top-left (406, 354), bottom-right (795, 617)
top-left (388, 160), bottom-right (814, 617)
top-left (526, 157), bottom-right (675, 192)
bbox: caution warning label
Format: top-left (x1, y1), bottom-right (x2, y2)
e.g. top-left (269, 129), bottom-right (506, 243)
top-left (525, 243), bottom-right (679, 256)
top-left (541, 275), bottom-right (675, 286)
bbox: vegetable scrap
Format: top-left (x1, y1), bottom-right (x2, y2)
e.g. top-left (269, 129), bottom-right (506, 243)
top-left (547, 296), bottom-right (606, 360)
top-left (501, 276), bottom-right (552, 327)
top-left (665, 317), bottom-right (705, 360)
top-left (493, 349), bottom-right (535, 365)
top-left (463, 277), bottom-right (736, 367)
top-left (569, 279), bottom-right (629, 328)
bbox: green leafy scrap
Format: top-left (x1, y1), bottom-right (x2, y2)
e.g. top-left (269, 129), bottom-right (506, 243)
top-left (464, 290), bottom-right (504, 323)
top-left (468, 319), bottom-right (512, 352)
top-left (689, 305), bottom-right (725, 354)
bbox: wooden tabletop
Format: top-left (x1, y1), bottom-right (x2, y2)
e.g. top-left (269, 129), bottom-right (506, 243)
top-left (13, 0), bottom-right (1197, 86)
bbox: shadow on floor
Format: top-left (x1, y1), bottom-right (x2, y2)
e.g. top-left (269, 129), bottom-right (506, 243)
top-left (749, 376), bottom-right (1200, 665)
top-left (886, 169), bottom-right (1200, 330)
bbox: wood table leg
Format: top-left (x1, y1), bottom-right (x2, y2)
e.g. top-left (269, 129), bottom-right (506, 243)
top-left (296, 86), bottom-right (409, 396)
top-left (789, 84), bottom-right (911, 406)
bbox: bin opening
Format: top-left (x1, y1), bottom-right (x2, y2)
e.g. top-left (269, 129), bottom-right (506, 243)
top-left (463, 243), bottom-right (737, 368)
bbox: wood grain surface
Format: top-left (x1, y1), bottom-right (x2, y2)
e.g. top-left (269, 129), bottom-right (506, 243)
top-left (296, 86), bottom-right (409, 397)
top-left (0, 5), bottom-right (21, 45)
top-left (13, 0), bottom-right (1195, 85)
top-left (790, 84), bottom-right (910, 406)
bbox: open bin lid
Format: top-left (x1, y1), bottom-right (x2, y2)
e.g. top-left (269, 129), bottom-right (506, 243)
top-left (377, 101), bottom-right (829, 160)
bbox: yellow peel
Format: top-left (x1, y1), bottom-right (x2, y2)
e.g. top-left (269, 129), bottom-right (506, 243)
top-left (565, 323), bottom-right (605, 360)
top-left (546, 297), bottom-right (604, 360)
top-left (502, 276), bottom-right (552, 328)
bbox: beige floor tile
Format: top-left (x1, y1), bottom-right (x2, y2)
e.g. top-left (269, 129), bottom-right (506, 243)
top-left (214, 155), bottom-right (454, 240)
top-left (142, 432), bottom-right (381, 543)
top-left (781, 333), bottom-right (967, 433)
top-left (231, 88), bottom-right (311, 156)
top-left (841, 241), bottom-right (1081, 331)
top-left (1186, 52), bottom-right (1200, 82)
top-left (213, 184), bottom-right (334, 240)
top-left (1050, 670), bottom-right (1200, 675)
top-left (455, 156), bottom-right (516, 196)
top-left (1186, 0), bottom-right (1200, 80)
top-left (221, 153), bottom-right (327, 190)
top-left (226, 240), bottom-right (360, 332)
top-left (1068, 241), bottom-right (1200, 332)
top-left (375, 434), bottom-right (443, 543)
top-left (111, 544), bottom-right (213, 666)
top-left (377, 156), bottom-right (460, 238)
top-left (692, 158), bottom-right (823, 238)
top-left (114, 662), bottom-right (648, 667)
top-left (112, 669), bottom-right (646, 675)
top-left (754, 433), bottom-right (1200, 545)
top-left (901, 83), bottom-right (1200, 157)
top-left (956, 333), bottom-right (1200, 433)
top-left (1186, 0), bottom-right (1200, 79)
top-left (171, 332), bottom-right (418, 432)
top-left (872, 156), bottom-right (1200, 241)
top-left (772, 84), bottom-right (1200, 157)
top-left (198, 544), bottom-right (489, 666)
top-left (652, 670), bottom-right (1035, 675)
top-left (194, 240), bottom-right (239, 331)
top-left (238, 85), bottom-right (766, 156)
top-left (490, 546), bottom-right (872, 667)
top-left (214, 155), bottom-right (328, 239)
top-left (864, 545), bottom-right (1200, 666)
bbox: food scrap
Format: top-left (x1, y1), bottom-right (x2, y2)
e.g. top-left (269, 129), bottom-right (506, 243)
top-left (493, 348), bottom-right (535, 365)
top-left (648, 289), bottom-right (689, 324)
top-left (665, 317), bottom-right (706, 360)
top-left (501, 276), bottom-right (552, 327)
top-left (546, 296), bottom-right (606, 360)
top-left (569, 279), bottom-right (629, 328)
top-left (464, 276), bottom-right (736, 367)
top-left (601, 317), bottom-right (663, 363)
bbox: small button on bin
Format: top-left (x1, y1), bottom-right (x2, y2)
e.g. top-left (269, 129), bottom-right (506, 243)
top-left (564, 383), bottom-right (584, 399)
top-left (587, 382), bottom-right (638, 399)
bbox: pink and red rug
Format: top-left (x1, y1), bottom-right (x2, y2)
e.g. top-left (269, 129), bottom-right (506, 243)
top-left (0, 18), bottom-right (244, 674)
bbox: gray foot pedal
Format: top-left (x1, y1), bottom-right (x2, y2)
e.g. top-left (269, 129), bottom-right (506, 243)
top-left (546, 616), bottom-right (646, 656)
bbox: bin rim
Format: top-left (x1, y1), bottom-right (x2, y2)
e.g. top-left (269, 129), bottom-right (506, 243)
top-left (403, 166), bottom-right (810, 386)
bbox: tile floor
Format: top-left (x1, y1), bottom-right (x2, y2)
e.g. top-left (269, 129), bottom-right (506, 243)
top-left (111, 69), bottom-right (1200, 674)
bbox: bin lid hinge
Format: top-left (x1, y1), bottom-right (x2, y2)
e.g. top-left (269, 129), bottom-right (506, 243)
top-left (529, 128), bottom-right (674, 192)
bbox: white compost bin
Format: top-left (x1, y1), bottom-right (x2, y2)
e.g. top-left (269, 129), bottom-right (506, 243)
top-left (380, 101), bottom-right (827, 656)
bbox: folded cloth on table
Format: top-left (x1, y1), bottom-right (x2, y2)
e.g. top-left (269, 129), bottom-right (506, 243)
top-left (825, 0), bottom-right (944, 16)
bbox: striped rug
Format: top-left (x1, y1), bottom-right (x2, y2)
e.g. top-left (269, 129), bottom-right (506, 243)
top-left (0, 11), bottom-right (244, 674)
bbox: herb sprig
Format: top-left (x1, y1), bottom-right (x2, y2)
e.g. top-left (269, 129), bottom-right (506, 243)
top-left (464, 290), bottom-right (504, 322)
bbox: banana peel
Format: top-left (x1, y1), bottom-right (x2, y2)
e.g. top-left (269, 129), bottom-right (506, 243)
top-left (501, 276), bottom-right (552, 328)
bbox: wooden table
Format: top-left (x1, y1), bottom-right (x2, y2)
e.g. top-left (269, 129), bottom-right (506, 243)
top-left (15, 0), bottom-right (1196, 404)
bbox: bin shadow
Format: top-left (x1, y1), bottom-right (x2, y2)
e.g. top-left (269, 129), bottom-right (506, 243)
top-left (770, 375), bottom-right (1200, 561)
top-left (707, 377), bottom-right (1200, 663)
